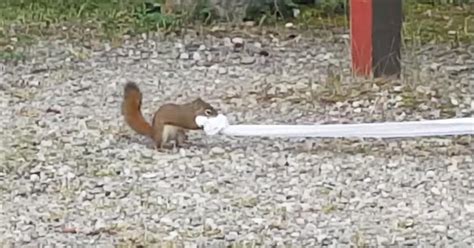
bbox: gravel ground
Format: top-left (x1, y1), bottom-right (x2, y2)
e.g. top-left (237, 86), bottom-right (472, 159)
top-left (0, 30), bottom-right (473, 247)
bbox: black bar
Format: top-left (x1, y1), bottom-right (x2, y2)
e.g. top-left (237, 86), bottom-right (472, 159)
top-left (372, 0), bottom-right (402, 78)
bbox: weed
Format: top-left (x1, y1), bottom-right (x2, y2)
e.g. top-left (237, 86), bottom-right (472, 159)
top-left (0, 0), bottom-right (472, 62)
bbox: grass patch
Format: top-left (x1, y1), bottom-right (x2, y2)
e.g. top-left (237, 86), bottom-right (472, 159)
top-left (294, 1), bottom-right (473, 45)
top-left (0, 0), bottom-right (472, 62)
top-left (0, 0), bottom-right (183, 53)
top-left (403, 1), bottom-right (474, 45)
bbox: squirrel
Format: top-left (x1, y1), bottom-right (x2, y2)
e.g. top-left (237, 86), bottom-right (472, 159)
top-left (121, 82), bottom-right (218, 149)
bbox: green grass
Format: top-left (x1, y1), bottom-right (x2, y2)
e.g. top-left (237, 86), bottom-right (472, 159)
top-left (0, 0), bottom-right (182, 48)
top-left (0, 0), bottom-right (472, 61)
top-left (403, 1), bottom-right (474, 45)
top-left (294, 1), bottom-right (473, 45)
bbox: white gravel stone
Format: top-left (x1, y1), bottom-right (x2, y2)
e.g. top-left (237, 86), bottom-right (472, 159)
top-left (0, 30), bottom-right (472, 247)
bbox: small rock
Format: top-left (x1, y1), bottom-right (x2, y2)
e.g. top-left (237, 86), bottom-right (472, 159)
top-left (431, 187), bottom-right (441, 195)
top-left (226, 231), bottom-right (238, 241)
top-left (205, 218), bottom-right (217, 229)
top-left (179, 148), bottom-right (186, 157)
top-left (223, 37), bottom-right (232, 47)
top-left (433, 225), bottom-right (447, 233)
top-left (231, 37), bottom-right (244, 45)
top-left (240, 56), bottom-right (255, 65)
top-left (447, 163), bottom-right (458, 172)
top-left (164, 231), bottom-right (179, 240)
top-left (464, 203), bottom-right (474, 213)
top-left (218, 67), bottom-right (227, 75)
top-left (252, 218), bottom-right (264, 225)
top-left (140, 149), bottom-right (154, 159)
top-left (210, 147), bottom-right (225, 155)
top-left (179, 53), bottom-right (190, 60)
top-left (291, 232), bottom-right (300, 238)
top-left (152, 214), bottom-right (160, 222)
top-left (293, 9), bottom-right (300, 18)
top-left (340, 34), bottom-right (350, 39)
top-left (285, 22), bottom-right (294, 28)
top-left (315, 53), bottom-right (334, 61)
top-left (160, 217), bottom-right (174, 226)
top-left (29, 79), bottom-right (41, 87)
top-left (275, 156), bottom-right (287, 167)
top-left (142, 172), bottom-right (160, 179)
top-left (393, 86), bottom-right (404, 92)
top-left (320, 163), bottom-right (334, 173)
top-left (429, 63), bottom-right (441, 71)
top-left (304, 223), bottom-right (317, 232)
top-left (444, 65), bottom-right (469, 73)
top-left (404, 218), bottom-right (415, 228)
top-left (295, 81), bottom-right (308, 90)
top-left (174, 43), bottom-right (184, 50)
top-left (377, 183), bottom-right (386, 191)
top-left (99, 140), bottom-right (110, 150)
top-left (192, 52), bottom-right (201, 60)
top-left (426, 170), bottom-right (436, 178)
top-left (40, 140), bottom-right (53, 148)
top-left (21, 233), bottom-right (32, 243)
top-left (352, 101), bottom-right (363, 108)
top-left (296, 218), bottom-right (305, 225)
top-left (66, 172), bottom-right (75, 180)
top-left (94, 219), bottom-right (106, 229)
top-left (30, 174), bottom-right (40, 182)
top-left (387, 161), bottom-right (399, 168)
top-left (244, 21), bottom-right (255, 27)
top-left (450, 97), bottom-right (459, 106)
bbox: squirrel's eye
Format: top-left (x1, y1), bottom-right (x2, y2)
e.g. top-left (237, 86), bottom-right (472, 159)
top-left (205, 109), bottom-right (213, 116)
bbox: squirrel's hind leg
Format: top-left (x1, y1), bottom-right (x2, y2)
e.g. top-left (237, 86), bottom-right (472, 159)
top-left (152, 121), bottom-right (167, 150)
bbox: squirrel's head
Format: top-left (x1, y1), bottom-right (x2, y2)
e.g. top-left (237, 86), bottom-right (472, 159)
top-left (192, 98), bottom-right (218, 117)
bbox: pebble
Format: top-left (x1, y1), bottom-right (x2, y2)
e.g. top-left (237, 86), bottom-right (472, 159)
top-left (1, 30), bottom-right (472, 248)
top-left (240, 56), bottom-right (256, 65)
top-left (226, 231), bottom-right (238, 241)
top-left (160, 217), bottom-right (174, 226)
top-left (433, 225), bottom-right (447, 233)
top-left (192, 52), bottom-right (201, 60)
top-left (450, 97), bottom-right (459, 106)
top-left (464, 203), bottom-right (474, 213)
top-left (376, 235), bottom-right (390, 245)
top-left (296, 218), bottom-right (305, 225)
top-left (210, 147), bottom-right (225, 155)
top-left (223, 37), bottom-right (232, 47)
top-left (426, 170), bottom-right (436, 178)
top-left (29, 174), bottom-right (40, 182)
top-left (321, 163), bottom-right (334, 173)
top-left (179, 52), bottom-right (190, 60)
top-left (231, 37), bottom-right (244, 45)
top-left (431, 187), bottom-right (441, 195)
top-left (218, 67), bottom-right (227, 75)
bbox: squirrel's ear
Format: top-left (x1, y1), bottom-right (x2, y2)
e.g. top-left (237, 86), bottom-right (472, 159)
top-left (192, 98), bottom-right (203, 107)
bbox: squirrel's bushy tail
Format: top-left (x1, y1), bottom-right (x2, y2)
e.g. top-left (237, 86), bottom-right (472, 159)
top-left (121, 82), bottom-right (153, 137)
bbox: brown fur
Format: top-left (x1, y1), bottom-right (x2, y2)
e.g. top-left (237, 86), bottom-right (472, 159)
top-left (121, 82), bottom-right (218, 149)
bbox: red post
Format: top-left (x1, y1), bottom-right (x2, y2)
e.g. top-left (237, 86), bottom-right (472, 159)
top-left (350, 0), bottom-right (373, 76)
top-left (350, 0), bottom-right (402, 78)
